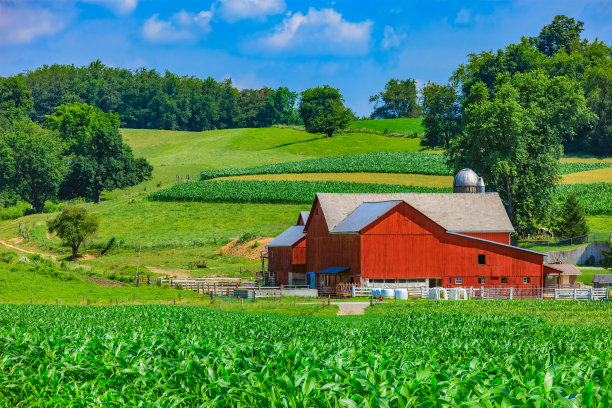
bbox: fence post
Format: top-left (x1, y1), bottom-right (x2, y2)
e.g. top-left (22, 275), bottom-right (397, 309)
top-left (554, 289), bottom-right (558, 300)
top-left (573, 288), bottom-right (577, 300)
top-left (589, 288), bottom-right (592, 300)
top-left (509, 287), bottom-right (513, 300)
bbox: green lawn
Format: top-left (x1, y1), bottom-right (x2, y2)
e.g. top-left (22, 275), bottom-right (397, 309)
top-left (350, 118), bottom-right (424, 135)
top-left (577, 268), bottom-right (611, 285)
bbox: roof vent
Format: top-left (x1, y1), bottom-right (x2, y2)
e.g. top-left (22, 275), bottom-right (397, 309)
top-left (477, 177), bottom-right (485, 193)
top-left (453, 168), bottom-right (479, 193)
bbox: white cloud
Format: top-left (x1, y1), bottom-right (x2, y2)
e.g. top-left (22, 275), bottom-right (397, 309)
top-left (381, 26), bottom-right (406, 50)
top-left (80, 0), bottom-right (138, 15)
top-left (256, 8), bottom-right (372, 56)
top-left (218, 0), bottom-right (285, 22)
top-left (454, 8), bottom-right (471, 24)
top-left (142, 9), bottom-right (213, 43)
top-left (0, 3), bottom-right (66, 45)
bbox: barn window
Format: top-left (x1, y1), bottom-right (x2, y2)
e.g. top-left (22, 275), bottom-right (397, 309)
top-left (478, 278), bottom-right (485, 284)
top-left (523, 277), bottom-right (530, 284)
top-left (501, 277), bottom-right (508, 284)
top-left (478, 254), bottom-right (486, 265)
top-left (455, 278), bottom-right (463, 285)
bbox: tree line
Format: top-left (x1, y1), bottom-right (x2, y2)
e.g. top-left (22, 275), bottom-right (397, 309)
top-left (18, 61), bottom-right (300, 131)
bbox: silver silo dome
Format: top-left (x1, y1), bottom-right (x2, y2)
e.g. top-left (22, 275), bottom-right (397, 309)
top-left (453, 168), bottom-right (479, 193)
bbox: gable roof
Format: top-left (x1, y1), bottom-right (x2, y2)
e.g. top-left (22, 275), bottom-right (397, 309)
top-left (543, 264), bottom-right (581, 276)
top-left (592, 274), bottom-right (612, 284)
top-left (331, 201), bottom-right (402, 233)
top-left (297, 211), bottom-right (310, 226)
top-left (316, 193), bottom-right (514, 233)
top-left (266, 225), bottom-right (306, 248)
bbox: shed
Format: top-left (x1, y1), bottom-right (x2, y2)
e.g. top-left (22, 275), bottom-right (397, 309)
top-left (266, 225), bottom-right (307, 285)
top-left (543, 264), bottom-right (581, 288)
top-left (592, 274), bottom-right (612, 288)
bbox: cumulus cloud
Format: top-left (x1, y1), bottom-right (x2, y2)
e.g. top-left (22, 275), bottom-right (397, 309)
top-left (381, 26), bottom-right (406, 50)
top-left (256, 8), bottom-right (372, 56)
top-left (80, 0), bottom-right (138, 15)
top-left (142, 9), bottom-right (213, 43)
top-left (218, 0), bottom-right (285, 22)
top-left (0, 3), bottom-right (66, 45)
top-left (454, 8), bottom-right (471, 24)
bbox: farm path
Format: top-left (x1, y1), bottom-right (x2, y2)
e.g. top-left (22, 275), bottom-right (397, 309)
top-left (333, 302), bottom-right (370, 316)
top-left (146, 266), bottom-right (192, 279)
top-left (0, 239), bottom-right (57, 261)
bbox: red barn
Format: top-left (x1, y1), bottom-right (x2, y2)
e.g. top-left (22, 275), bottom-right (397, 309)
top-left (266, 220), bottom-right (307, 285)
top-left (268, 191), bottom-right (546, 290)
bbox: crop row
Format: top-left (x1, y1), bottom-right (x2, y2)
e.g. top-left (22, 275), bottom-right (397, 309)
top-left (1, 304), bottom-right (610, 406)
top-left (200, 152), bottom-right (611, 180)
top-left (150, 180), bottom-right (611, 215)
top-left (201, 152), bottom-right (453, 178)
top-left (149, 180), bottom-right (450, 204)
top-left (557, 183), bottom-right (612, 215)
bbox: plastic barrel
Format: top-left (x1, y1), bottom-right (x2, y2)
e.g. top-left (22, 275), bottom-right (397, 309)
top-left (382, 289), bottom-right (395, 298)
top-left (395, 289), bottom-right (408, 300)
top-left (371, 288), bottom-right (380, 297)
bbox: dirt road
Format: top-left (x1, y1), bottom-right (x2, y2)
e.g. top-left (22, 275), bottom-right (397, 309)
top-left (0, 239), bottom-right (57, 261)
top-left (333, 302), bottom-right (370, 316)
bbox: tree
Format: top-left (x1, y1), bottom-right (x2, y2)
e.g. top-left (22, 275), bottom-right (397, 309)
top-left (48, 206), bottom-right (99, 258)
top-left (369, 78), bottom-right (419, 119)
top-left (537, 15), bottom-right (584, 57)
top-left (447, 71), bottom-right (593, 235)
top-left (553, 190), bottom-right (589, 239)
top-left (421, 82), bottom-right (462, 149)
top-left (263, 87), bottom-right (299, 126)
top-left (299, 85), bottom-right (353, 137)
top-left (44, 103), bottom-right (152, 203)
top-left (0, 122), bottom-right (64, 213)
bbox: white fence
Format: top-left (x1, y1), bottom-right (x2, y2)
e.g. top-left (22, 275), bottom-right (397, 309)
top-left (348, 285), bottom-right (609, 301)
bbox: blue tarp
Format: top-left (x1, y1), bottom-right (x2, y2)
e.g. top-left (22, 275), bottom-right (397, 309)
top-left (317, 266), bottom-right (349, 274)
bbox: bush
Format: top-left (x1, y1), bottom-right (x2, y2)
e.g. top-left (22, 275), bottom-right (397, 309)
top-left (0, 203), bottom-right (30, 221)
top-left (0, 252), bottom-right (17, 263)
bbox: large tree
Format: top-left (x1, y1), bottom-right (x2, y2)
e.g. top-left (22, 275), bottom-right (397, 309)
top-left (537, 15), bottom-right (584, 57)
top-left (44, 102), bottom-right (152, 203)
top-left (299, 86), bottom-right (353, 137)
top-left (421, 82), bottom-right (462, 149)
top-left (447, 71), bottom-right (593, 235)
top-left (554, 190), bottom-right (589, 239)
top-left (369, 78), bottom-right (419, 119)
top-left (0, 122), bottom-right (64, 213)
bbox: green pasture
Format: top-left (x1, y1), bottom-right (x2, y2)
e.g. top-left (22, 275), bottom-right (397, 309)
top-left (349, 117), bottom-right (425, 135)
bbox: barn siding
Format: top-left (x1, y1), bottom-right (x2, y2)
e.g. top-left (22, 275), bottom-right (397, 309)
top-left (306, 200), bottom-right (361, 277)
top-left (358, 202), bottom-right (543, 287)
top-left (460, 232), bottom-right (510, 245)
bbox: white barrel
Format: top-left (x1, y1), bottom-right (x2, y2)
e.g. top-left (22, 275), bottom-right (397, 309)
top-left (395, 289), bottom-right (408, 300)
top-left (382, 288), bottom-right (395, 298)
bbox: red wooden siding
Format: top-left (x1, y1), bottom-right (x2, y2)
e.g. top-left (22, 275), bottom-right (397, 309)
top-left (359, 202), bottom-right (543, 287)
top-left (460, 232), bottom-right (510, 245)
top-left (306, 199), bottom-right (361, 276)
top-left (292, 239), bottom-right (307, 265)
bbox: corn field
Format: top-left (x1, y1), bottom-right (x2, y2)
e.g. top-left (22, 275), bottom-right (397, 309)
top-left (0, 304), bottom-right (611, 407)
top-left (149, 180), bottom-right (449, 204)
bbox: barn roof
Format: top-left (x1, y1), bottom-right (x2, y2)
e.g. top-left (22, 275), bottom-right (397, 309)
top-left (592, 274), bottom-right (612, 284)
top-left (331, 201), bottom-right (402, 233)
top-left (316, 193), bottom-right (514, 233)
top-left (543, 264), bottom-right (582, 276)
top-left (297, 211), bottom-right (310, 226)
top-left (266, 225), bottom-right (305, 248)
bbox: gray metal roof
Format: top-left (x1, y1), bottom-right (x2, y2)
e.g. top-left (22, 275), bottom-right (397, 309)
top-left (316, 193), bottom-right (514, 233)
top-left (331, 201), bottom-right (402, 233)
top-left (454, 168), bottom-right (479, 187)
top-left (592, 274), bottom-right (612, 284)
top-left (266, 225), bottom-right (306, 248)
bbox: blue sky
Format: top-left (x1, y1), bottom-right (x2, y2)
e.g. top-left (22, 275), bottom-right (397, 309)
top-left (1, 0), bottom-right (611, 116)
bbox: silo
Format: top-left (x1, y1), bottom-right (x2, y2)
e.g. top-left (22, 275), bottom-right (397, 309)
top-left (453, 168), bottom-right (479, 193)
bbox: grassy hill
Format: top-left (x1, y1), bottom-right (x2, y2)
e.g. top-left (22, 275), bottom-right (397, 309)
top-left (0, 122), bottom-right (610, 283)
top-left (350, 118), bottom-right (424, 135)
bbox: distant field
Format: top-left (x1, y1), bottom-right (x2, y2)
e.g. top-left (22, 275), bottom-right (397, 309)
top-left (350, 118), bottom-right (424, 135)
top-left (149, 180), bottom-right (449, 204)
top-left (562, 167), bottom-right (612, 183)
top-left (219, 172), bottom-right (454, 188)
